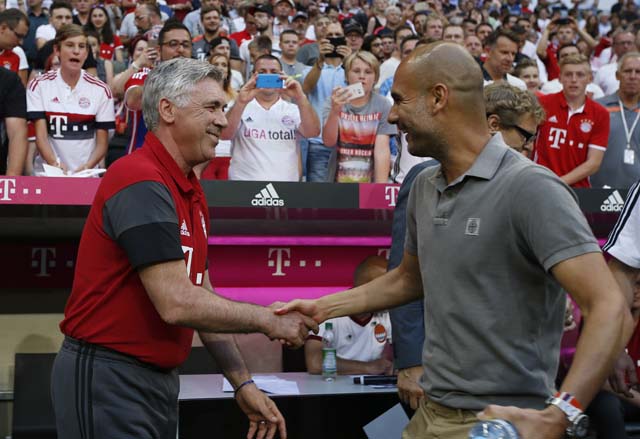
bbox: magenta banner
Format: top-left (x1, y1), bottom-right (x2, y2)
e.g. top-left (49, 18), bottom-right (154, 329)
top-left (0, 176), bottom-right (99, 205)
top-left (358, 183), bottom-right (400, 210)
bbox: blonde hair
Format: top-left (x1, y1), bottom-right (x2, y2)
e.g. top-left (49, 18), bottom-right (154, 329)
top-left (484, 82), bottom-right (545, 126)
top-left (343, 50), bottom-right (380, 83)
top-left (559, 53), bottom-right (589, 69)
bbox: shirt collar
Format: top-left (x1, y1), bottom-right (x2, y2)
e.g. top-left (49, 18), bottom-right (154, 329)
top-left (144, 131), bottom-right (197, 195)
top-left (559, 92), bottom-right (586, 115)
top-left (429, 133), bottom-right (508, 191)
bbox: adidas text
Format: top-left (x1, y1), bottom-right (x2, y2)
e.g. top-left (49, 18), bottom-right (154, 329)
top-left (600, 190), bottom-right (625, 212)
top-left (252, 183), bottom-right (285, 207)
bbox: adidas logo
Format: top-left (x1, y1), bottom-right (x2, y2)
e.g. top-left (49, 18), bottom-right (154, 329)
top-left (549, 115), bottom-right (558, 123)
top-left (245, 117), bottom-right (253, 122)
top-left (252, 183), bottom-right (284, 207)
top-left (51, 97), bottom-right (60, 103)
top-left (600, 190), bottom-right (625, 212)
top-left (180, 220), bottom-right (190, 236)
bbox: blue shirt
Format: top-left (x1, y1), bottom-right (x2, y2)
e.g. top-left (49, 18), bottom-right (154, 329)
top-left (307, 63), bottom-right (346, 144)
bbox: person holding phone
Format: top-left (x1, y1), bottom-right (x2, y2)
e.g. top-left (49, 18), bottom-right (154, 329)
top-left (322, 50), bottom-right (396, 183)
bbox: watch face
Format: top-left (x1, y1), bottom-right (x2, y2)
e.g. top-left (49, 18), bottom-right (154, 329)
top-left (573, 415), bottom-right (589, 438)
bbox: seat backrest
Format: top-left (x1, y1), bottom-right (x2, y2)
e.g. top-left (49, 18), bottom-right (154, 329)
top-left (12, 353), bottom-right (57, 439)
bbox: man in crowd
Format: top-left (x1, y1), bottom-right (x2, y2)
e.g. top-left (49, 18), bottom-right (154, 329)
top-left (592, 52), bottom-right (640, 189)
top-left (278, 29), bottom-right (309, 79)
top-left (119, 2), bottom-right (164, 47)
top-left (302, 21), bottom-right (350, 181)
top-left (23, 0), bottom-right (47, 65)
top-left (72, 0), bottom-right (93, 27)
top-left (27, 24), bottom-right (114, 175)
top-left (0, 8), bottom-right (29, 84)
top-left (481, 28), bottom-right (526, 89)
top-left (35, 1), bottom-right (72, 49)
top-left (52, 57), bottom-right (317, 439)
top-left (464, 33), bottom-right (482, 58)
top-left (377, 25), bottom-right (413, 88)
top-left (475, 22), bottom-right (493, 43)
top-left (0, 68), bottom-right (27, 176)
top-left (296, 14), bottom-right (330, 66)
top-left (191, 5), bottom-right (239, 61)
top-left (422, 14), bottom-right (444, 40)
top-left (442, 24), bottom-right (463, 45)
top-left (535, 53), bottom-right (610, 188)
top-left (182, 0), bottom-right (220, 38)
top-left (594, 29), bottom-right (637, 96)
top-left (344, 21), bottom-right (364, 52)
top-left (222, 54), bottom-right (319, 181)
top-left (278, 42), bottom-right (633, 439)
top-left (291, 11), bottom-right (310, 43)
top-left (272, 0), bottom-right (293, 40)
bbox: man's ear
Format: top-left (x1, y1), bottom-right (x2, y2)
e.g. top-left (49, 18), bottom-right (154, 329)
top-left (487, 113), bottom-right (501, 133)
top-left (431, 83), bottom-right (449, 114)
top-left (158, 97), bottom-right (176, 124)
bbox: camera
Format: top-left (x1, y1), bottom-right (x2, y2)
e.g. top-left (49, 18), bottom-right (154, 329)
top-left (326, 37), bottom-right (347, 58)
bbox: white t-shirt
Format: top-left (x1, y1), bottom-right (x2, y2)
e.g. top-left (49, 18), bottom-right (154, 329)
top-left (603, 183), bottom-right (640, 269)
top-left (376, 57), bottom-right (400, 90)
top-left (594, 63), bottom-right (619, 97)
top-left (26, 69), bottom-right (115, 174)
top-left (314, 312), bottom-right (392, 363)
top-left (35, 23), bottom-right (56, 42)
top-left (483, 73), bottom-right (527, 90)
top-left (229, 98), bottom-right (302, 181)
top-left (12, 46), bottom-right (28, 70)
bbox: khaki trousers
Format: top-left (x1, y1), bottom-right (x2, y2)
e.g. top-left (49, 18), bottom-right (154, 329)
top-left (402, 398), bottom-right (479, 439)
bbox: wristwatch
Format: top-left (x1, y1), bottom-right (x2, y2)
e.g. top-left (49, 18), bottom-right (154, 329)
top-left (545, 392), bottom-right (589, 438)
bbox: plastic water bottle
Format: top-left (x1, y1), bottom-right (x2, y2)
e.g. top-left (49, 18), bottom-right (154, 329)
top-left (322, 322), bottom-right (337, 381)
top-left (468, 420), bottom-right (520, 439)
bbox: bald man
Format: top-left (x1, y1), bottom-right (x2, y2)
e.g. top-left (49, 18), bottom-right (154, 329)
top-left (278, 43), bottom-right (633, 439)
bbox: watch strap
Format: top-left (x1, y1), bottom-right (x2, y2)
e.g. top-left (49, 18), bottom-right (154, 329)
top-left (554, 391), bottom-right (584, 411)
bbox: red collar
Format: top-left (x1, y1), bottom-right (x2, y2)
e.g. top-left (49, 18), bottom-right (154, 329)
top-left (144, 131), bottom-right (198, 195)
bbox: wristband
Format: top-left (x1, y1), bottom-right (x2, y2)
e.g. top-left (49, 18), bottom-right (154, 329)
top-left (234, 379), bottom-right (255, 395)
top-left (130, 61), bottom-right (140, 72)
top-left (554, 391), bottom-right (584, 411)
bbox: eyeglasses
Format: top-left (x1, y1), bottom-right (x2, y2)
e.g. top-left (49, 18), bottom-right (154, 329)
top-left (10, 27), bottom-right (27, 40)
top-left (509, 124), bottom-right (537, 145)
top-left (161, 40), bottom-right (192, 49)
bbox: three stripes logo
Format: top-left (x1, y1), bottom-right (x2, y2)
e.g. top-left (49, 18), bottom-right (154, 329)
top-left (251, 183), bottom-right (284, 207)
top-left (600, 190), bottom-right (625, 212)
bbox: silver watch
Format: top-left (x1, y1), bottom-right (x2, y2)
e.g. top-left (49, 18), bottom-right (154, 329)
top-left (546, 396), bottom-right (589, 438)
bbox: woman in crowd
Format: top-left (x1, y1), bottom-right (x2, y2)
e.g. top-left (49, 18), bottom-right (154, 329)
top-left (366, 0), bottom-right (388, 35)
top-left (322, 51), bottom-right (396, 183)
top-left (84, 5), bottom-right (123, 62)
top-left (210, 36), bottom-right (244, 90)
top-left (199, 53), bottom-right (237, 180)
top-left (86, 29), bottom-right (114, 87)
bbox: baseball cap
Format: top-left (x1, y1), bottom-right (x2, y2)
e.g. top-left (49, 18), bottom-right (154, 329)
top-left (293, 10), bottom-right (308, 20)
top-left (344, 23), bottom-right (364, 36)
top-left (275, 0), bottom-right (295, 7)
top-left (250, 4), bottom-right (273, 16)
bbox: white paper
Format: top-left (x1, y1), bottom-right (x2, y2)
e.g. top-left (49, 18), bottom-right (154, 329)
top-left (42, 163), bottom-right (106, 178)
top-left (222, 375), bottom-right (300, 395)
top-left (363, 403), bottom-right (409, 439)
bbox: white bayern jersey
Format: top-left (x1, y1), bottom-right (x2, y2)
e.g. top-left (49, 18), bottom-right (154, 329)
top-left (604, 182), bottom-right (640, 269)
top-left (229, 98), bottom-right (302, 182)
top-left (27, 69), bottom-right (115, 174)
top-left (315, 312), bottom-right (392, 363)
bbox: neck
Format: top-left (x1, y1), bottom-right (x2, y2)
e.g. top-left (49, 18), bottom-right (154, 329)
top-left (78, 11), bottom-right (89, 18)
top-left (325, 56), bottom-right (342, 67)
top-left (256, 94), bottom-right (279, 109)
top-left (439, 118), bottom-right (493, 184)
top-left (349, 92), bottom-right (370, 108)
top-left (620, 90), bottom-right (640, 108)
top-left (484, 62), bottom-right (503, 81)
top-left (281, 53), bottom-right (296, 64)
top-left (60, 68), bottom-right (82, 88)
top-left (31, 4), bottom-right (42, 13)
top-left (152, 127), bottom-right (191, 175)
top-left (205, 29), bottom-right (219, 40)
top-left (565, 93), bottom-right (586, 110)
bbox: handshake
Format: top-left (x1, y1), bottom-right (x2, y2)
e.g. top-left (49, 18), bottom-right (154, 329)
top-left (263, 299), bottom-right (327, 349)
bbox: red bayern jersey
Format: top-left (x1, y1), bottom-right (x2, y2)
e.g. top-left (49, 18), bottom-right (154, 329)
top-left (535, 91), bottom-right (610, 188)
top-left (60, 132), bottom-right (210, 369)
top-left (0, 49), bottom-right (20, 72)
top-left (124, 67), bottom-right (150, 153)
top-left (543, 43), bottom-right (560, 81)
top-left (99, 35), bottom-right (123, 60)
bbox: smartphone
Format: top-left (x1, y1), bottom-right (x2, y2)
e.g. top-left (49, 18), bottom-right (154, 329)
top-left (556, 17), bottom-right (570, 25)
top-left (256, 74), bottom-right (283, 89)
top-left (326, 36), bottom-right (347, 58)
top-left (559, 9), bottom-right (569, 18)
top-left (344, 82), bottom-right (365, 100)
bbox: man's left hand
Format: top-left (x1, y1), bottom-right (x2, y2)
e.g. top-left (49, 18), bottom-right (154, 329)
top-left (478, 405), bottom-right (568, 439)
top-left (236, 383), bottom-right (287, 439)
top-left (280, 75), bottom-right (305, 101)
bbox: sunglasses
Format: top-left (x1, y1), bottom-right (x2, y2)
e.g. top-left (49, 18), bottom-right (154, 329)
top-left (509, 124), bottom-right (537, 145)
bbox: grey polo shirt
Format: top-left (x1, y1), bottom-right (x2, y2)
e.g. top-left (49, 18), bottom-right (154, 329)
top-left (405, 133), bottom-right (600, 411)
top-left (591, 93), bottom-right (640, 189)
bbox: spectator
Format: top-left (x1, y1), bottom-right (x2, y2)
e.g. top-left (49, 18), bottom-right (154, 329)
top-left (200, 52), bottom-right (236, 180)
top-left (296, 13), bottom-right (330, 66)
top-left (461, 18), bottom-right (476, 37)
top-left (376, 5), bottom-right (402, 35)
top-left (481, 29), bottom-right (527, 90)
top-left (166, 0), bottom-right (193, 23)
top-left (272, 0), bottom-right (292, 40)
top-left (594, 30), bottom-right (637, 96)
top-left (191, 6), bottom-right (239, 61)
top-left (183, 0), bottom-right (227, 39)
top-left (514, 58), bottom-right (541, 92)
top-left (322, 50), bottom-right (396, 183)
top-left (72, 0), bottom-right (92, 27)
top-left (535, 53), bottom-right (610, 188)
top-left (119, 2), bottom-right (164, 47)
top-left (35, 1), bottom-right (71, 50)
top-left (344, 22), bottom-right (363, 52)
top-left (378, 31), bottom-right (394, 60)
top-left (221, 54), bottom-right (319, 181)
top-left (228, 4), bottom-right (258, 48)
top-left (115, 21), bottom-right (191, 154)
top-left (291, 11), bottom-right (310, 43)
top-left (484, 82), bottom-right (545, 159)
top-left (238, 4), bottom-right (274, 72)
top-left (366, 0), bottom-right (387, 36)
top-left (0, 8), bottom-right (28, 85)
top-left (85, 5), bottom-right (123, 62)
top-left (23, 0), bottom-right (46, 65)
top-left (278, 29), bottom-right (309, 80)
top-left (475, 22), bottom-right (493, 43)
top-left (537, 17), bottom-right (597, 81)
top-left (592, 52), bottom-right (640, 189)
top-left (0, 68), bottom-right (27, 175)
top-left (540, 44), bottom-right (605, 99)
top-left (442, 24), bottom-right (464, 45)
top-left (85, 29), bottom-right (113, 86)
top-left (422, 14), bottom-right (445, 40)
top-left (27, 24), bottom-right (115, 175)
top-left (377, 25), bottom-right (413, 88)
top-left (301, 21), bottom-right (349, 181)
top-left (464, 33), bottom-right (483, 58)
top-left (362, 33), bottom-right (384, 62)
top-left (305, 255), bottom-right (393, 376)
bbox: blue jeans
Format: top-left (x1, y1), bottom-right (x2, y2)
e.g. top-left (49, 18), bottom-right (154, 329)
top-left (307, 141), bottom-right (335, 182)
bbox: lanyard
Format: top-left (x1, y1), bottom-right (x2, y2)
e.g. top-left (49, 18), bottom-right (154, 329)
top-left (619, 98), bottom-right (640, 150)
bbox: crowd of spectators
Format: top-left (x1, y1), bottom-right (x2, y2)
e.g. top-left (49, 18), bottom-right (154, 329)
top-left (0, 0), bottom-right (640, 187)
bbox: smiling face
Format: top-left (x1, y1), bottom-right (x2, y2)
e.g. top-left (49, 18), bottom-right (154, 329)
top-left (55, 34), bottom-right (89, 75)
top-left (90, 7), bottom-right (107, 30)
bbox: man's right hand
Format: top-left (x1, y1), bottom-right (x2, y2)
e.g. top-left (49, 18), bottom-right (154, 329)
top-left (236, 73), bottom-right (259, 106)
top-left (136, 47), bottom-right (158, 69)
top-left (265, 310), bottom-right (319, 348)
top-left (397, 365), bottom-right (424, 410)
top-left (275, 299), bottom-right (328, 324)
top-left (609, 350), bottom-right (639, 397)
top-left (368, 357), bottom-right (394, 375)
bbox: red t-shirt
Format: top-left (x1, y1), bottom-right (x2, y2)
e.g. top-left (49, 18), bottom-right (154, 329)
top-left (99, 35), bottom-right (123, 60)
top-left (124, 67), bottom-right (150, 153)
top-left (60, 132), bottom-right (210, 369)
top-left (543, 43), bottom-right (560, 81)
top-left (229, 29), bottom-right (253, 47)
top-left (535, 91), bottom-right (610, 188)
top-left (0, 49), bottom-right (20, 72)
top-left (166, 0), bottom-right (190, 21)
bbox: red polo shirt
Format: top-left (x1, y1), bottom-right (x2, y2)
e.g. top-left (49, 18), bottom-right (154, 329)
top-left (535, 91), bottom-right (610, 188)
top-left (60, 132), bottom-right (210, 369)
